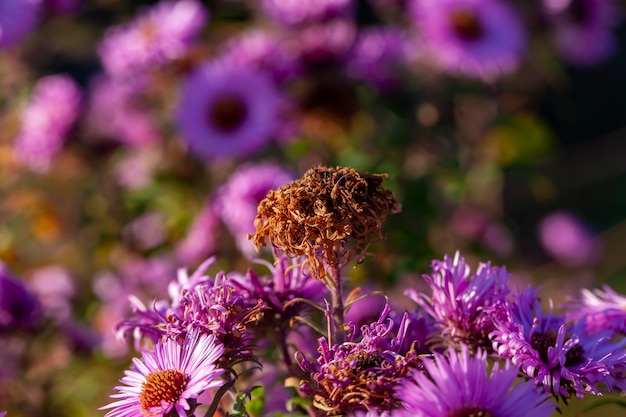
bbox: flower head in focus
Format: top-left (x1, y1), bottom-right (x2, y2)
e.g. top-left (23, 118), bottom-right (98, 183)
top-left (98, 0), bottom-right (208, 79)
top-left (0, 0), bottom-right (41, 48)
top-left (176, 62), bottom-right (286, 161)
top-left (405, 252), bottom-right (510, 352)
top-left (398, 345), bottom-right (555, 417)
top-left (252, 165), bottom-right (401, 279)
top-left (410, 0), bottom-right (526, 80)
top-left (100, 329), bottom-right (225, 417)
top-left (13, 74), bottom-right (81, 172)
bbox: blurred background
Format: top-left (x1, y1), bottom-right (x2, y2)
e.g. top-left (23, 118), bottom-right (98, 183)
top-left (1, 0), bottom-right (626, 415)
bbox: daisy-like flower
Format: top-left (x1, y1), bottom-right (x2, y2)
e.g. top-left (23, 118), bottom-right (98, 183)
top-left (100, 329), bottom-right (225, 417)
top-left (491, 287), bottom-right (626, 399)
top-left (398, 345), bottom-right (555, 417)
top-left (0, 0), bottom-right (41, 48)
top-left (98, 0), bottom-right (208, 79)
top-left (261, 0), bottom-right (354, 26)
top-left (296, 303), bottom-right (424, 415)
top-left (543, 0), bottom-right (619, 66)
top-left (13, 74), bottom-right (81, 172)
top-left (563, 284), bottom-right (626, 335)
top-left (175, 62), bottom-right (286, 161)
top-left (214, 163), bottom-right (294, 255)
top-left (409, 0), bottom-right (526, 80)
top-left (405, 252), bottom-right (510, 352)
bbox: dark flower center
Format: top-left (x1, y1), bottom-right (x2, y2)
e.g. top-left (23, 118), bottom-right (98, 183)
top-left (568, 0), bottom-right (593, 25)
top-left (450, 9), bottom-right (485, 41)
top-left (139, 369), bottom-right (188, 410)
top-left (347, 350), bottom-right (384, 372)
top-left (449, 407), bottom-right (494, 417)
top-left (208, 94), bottom-right (248, 133)
top-left (531, 330), bottom-right (585, 366)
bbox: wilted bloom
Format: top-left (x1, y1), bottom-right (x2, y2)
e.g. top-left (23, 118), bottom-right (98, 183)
top-left (398, 345), bottom-right (555, 417)
top-left (297, 304), bottom-right (424, 415)
top-left (176, 62), bottom-right (286, 161)
top-left (261, 0), bottom-right (354, 26)
top-left (0, 263), bottom-right (41, 333)
top-left (538, 211), bottom-right (602, 266)
top-left (98, 0), bottom-right (208, 78)
top-left (252, 165), bottom-right (401, 279)
top-left (410, 0), bottom-right (525, 80)
top-left (0, 0), bottom-right (41, 48)
top-left (491, 287), bottom-right (626, 399)
top-left (563, 284), bottom-right (626, 335)
top-left (544, 0), bottom-right (619, 66)
top-left (13, 74), bottom-right (81, 172)
top-left (101, 329), bottom-right (225, 417)
top-left (405, 252), bottom-right (510, 352)
top-left (214, 163), bottom-right (294, 255)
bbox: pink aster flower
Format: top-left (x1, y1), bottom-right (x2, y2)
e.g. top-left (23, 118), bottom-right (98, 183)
top-left (13, 74), bottom-right (81, 172)
top-left (98, 0), bottom-right (208, 79)
top-left (213, 163), bottom-right (294, 255)
top-left (100, 329), bottom-right (225, 417)
top-left (0, 0), bottom-right (41, 48)
top-left (410, 0), bottom-right (526, 80)
top-left (562, 284), bottom-right (626, 335)
top-left (544, 0), bottom-right (620, 66)
top-left (175, 62), bottom-right (286, 161)
top-left (538, 211), bottom-right (602, 267)
top-left (398, 345), bottom-right (555, 417)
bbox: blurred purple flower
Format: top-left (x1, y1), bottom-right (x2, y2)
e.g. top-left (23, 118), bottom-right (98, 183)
top-left (85, 75), bottom-right (158, 148)
top-left (13, 74), bottom-right (81, 172)
top-left (397, 345), bottom-right (555, 417)
top-left (491, 287), bottom-right (626, 399)
top-left (114, 148), bottom-right (160, 190)
top-left (214, 163), bottom-right (294, 255)
top-left (261, 0), bottom-right (354, 26)
top-left (217, 28), bottom-right (301, 84)
top-left (292, 18), bottom-right (357, 65)
top-left (100, 329), bottom-right (225, 417)
top-left (562, 284), bottom-right (626, 335)
top-left (410, 0), bottom-right (525, 80)
top-left (347, 26), bottom-right (410, 89)
top-left (175, 204), bottom-right (220, 265)
top-left (29, 265), bottom-right (74, 321)
top-left (176, 62), bottom-right (286, 161)
top-left (98, 0), bottom-right (208, 79)
top-left (538, 211), bottom-right (602, 266)
top-left (544, 0), bottom-right (619, 66)
top-left (0, 262), bottom-right (41, 333)
top-left (123, 212), bottom-right (167, 251)
top-left (405, 252), bottom-right (510, 352)
top-left (0, 0), bottom-right (41, 48)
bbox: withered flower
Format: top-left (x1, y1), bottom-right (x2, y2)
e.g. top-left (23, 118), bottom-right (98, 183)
top-left (252, 165), bottom-right (401, 279)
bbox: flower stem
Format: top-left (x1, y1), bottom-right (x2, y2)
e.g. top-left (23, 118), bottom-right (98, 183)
top-left (328, 264), bottom-right (345, 345)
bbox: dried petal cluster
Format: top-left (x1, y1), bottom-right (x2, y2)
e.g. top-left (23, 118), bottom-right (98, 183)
top-left (252, 165), bottom-right (401, 278)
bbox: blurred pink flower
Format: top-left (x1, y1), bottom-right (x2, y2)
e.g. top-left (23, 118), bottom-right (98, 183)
top-left (175, 204), bottom-right (220, 265)
top-left (29, 265), bottom-right (75, 321)
top-left (261, 0), bottom-right (353, 26)
top-left (13, 74), bottom-right (81, 172)
top-left (538, 211), bottom-right (602, 266)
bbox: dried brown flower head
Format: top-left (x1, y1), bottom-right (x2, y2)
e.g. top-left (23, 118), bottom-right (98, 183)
top-left (251, 165), bottom-right (401, 278)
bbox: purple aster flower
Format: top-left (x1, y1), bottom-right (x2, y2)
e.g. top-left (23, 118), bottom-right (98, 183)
top-left (216, 28), bottom-right (301, 84)
top-left (398, 345), bottom-right (555, 417)
top-left (491, 287), bottom-right (626, 399)
top-left (544, 0), bottom-right (620, 66)
top-left (13, 74), bottom-right (81, 172)
top-left (98, 0), bottom-right (208, 79)
top-left (100, 329), bottom-right (225, 417)
top-left (0, 263), bottom-right (41, 333)
top-left (117, 258), bottom-right (267, 363)
top-left (261, 0), bottom-right (354, 26)
top-left (0, 0), bottom-right (41, 48)
top-left (213, 163), bottom-right (294, 256)
top-left (562, 284), bottom-right (626, 336)
top-left (347, 26), bottom-right (410, 89)
top-left (405, 252), bottom-right (510, 352)
top-left (409, 0), bottom-right (526, 80)
top-left (296, 303), bottom-right (424, 415)
top-left (538, 211), bottom-right (602, 267)
top-left (175, 62), bottom-right (286, 161)
top-left (85, 75), bottom-right (158, 148)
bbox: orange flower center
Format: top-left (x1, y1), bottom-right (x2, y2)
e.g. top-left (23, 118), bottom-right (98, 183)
top-left (139, 369), bottom-right (188, 410)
